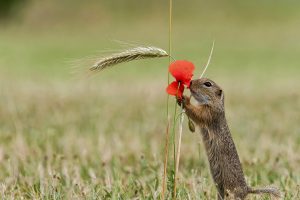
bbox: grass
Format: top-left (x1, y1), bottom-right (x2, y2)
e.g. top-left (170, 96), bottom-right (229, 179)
top-left (1, 1), bottom-right (300, 199)
top-left (1, 76), bottom-right (299, 199)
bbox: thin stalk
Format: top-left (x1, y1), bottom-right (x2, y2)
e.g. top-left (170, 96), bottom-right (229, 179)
top-left (171, 83), bottom-right (181, 199)
top-left (199, 41), bottom-right (215, 78)
top-left (189, 40), bottom-right (215, 98)
top-left (171, 83), bottom-right (180, 165)
top-left (162, 117), bottom-right (170, 200)
top-left (171, 100), bottom-right (178, 199)
top-left (172, 98), bottom-right (178, 165)
top-left (169, 0), bottom-right (172, 66)
top-left (161, 0), bottom-right (173, 199)
top-left (174, 104), bottom-right (185, 198)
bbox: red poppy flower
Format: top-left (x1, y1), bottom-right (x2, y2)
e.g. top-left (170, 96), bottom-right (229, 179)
top-left (166, 60), bottom-right (195, 98)
top-left (166, 81), bottom-right (185, 98)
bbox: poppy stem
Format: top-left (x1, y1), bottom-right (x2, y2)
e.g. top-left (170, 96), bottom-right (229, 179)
top-left (171, 82), bottom-right (181, 199)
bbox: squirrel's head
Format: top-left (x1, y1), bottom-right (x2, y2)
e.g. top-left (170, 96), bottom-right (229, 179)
top-left (189, 78), bottom-right (224, 111)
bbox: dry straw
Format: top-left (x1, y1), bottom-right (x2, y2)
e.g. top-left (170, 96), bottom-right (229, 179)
top-left (90, 46), bottom-right (168, 72)
top-left (163, 0), bottom-right (173, 199)
top-left (199, 41), bottom-right (215, 78)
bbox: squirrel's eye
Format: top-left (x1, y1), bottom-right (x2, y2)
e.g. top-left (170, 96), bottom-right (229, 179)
top-left (204, 82), bottom-right (212, 87)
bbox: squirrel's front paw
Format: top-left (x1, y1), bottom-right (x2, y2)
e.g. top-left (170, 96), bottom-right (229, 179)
top-left (177, 95), bottom-right (190, 107)
top-left (182, 95), bottom-right (191, 105)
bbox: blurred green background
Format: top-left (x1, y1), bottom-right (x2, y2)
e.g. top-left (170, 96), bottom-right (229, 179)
top-left (1, 0), bottom-right (300, 81)
top-left (0, 0), bottom-right (299, 199)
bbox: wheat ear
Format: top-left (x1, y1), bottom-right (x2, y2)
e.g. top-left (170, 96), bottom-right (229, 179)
top-left (90, 46), bottom-right (168, 72)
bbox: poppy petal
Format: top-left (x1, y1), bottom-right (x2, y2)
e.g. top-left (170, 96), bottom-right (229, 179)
top-left (169, 60), bottom-right (195, 86)
top-left (166, 81), bottom-right (184, 98)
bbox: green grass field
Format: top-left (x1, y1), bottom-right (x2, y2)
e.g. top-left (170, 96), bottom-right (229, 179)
top-left (0, 1), bottom-right (300, 199)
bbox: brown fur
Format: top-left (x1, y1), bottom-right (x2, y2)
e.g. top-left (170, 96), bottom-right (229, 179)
top-left (179, 78), bottom-right (281, 200)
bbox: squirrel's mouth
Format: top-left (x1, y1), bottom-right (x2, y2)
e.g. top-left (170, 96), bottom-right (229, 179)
top-left (189, 88), bottom-right (197, 99)
top-left (190, 89), bottom-right (211, 105)
top-left (189, 86), bottom-right (195, 94)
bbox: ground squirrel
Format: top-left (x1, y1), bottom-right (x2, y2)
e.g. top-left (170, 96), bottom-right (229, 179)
top-left (178, 78), bottom-right (281, 200)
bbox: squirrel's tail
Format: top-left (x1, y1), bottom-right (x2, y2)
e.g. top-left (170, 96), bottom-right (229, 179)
top-left (248, 186), bottom-right (281, 199)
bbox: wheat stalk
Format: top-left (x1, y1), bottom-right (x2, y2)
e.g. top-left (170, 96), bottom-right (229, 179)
top-left (90, 46), bottom-right (168, 72)
top-left (162, 0), bottom-right (173, 199)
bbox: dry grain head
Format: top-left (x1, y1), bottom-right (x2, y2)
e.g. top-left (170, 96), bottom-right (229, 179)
top-left (90, 46), bottom-right (168, 72)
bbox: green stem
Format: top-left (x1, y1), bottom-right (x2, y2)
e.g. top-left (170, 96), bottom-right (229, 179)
top-left (171, 82), bottom-right (181, 199)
